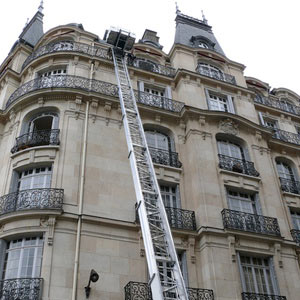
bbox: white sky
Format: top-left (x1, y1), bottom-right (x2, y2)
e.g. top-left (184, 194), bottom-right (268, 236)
top-left (1, 0), bottom-right (300, 95)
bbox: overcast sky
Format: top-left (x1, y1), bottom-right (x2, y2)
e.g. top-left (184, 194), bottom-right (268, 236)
top-left (1, 0), bottom-right (300, 95)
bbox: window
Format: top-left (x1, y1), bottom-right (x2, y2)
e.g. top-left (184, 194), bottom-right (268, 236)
top-left (28, 112), bottom-right (59, 133)
top-left (291, 210), bottom-right (300, 230)
top-left (276, 161), bottom-right (295, 181)
top-left (138, 81), bottom-right (172, 99)
top-left (135, 58), bottom-right (158, 73)
top-left (2, 237), bottom-right (44, 279)
top-left (217, 140), bottom-right (244, 160)
top-left (40, 68), bottom-right (66, 77)
top-left (160, 184), bottom-right (180, 208)
top-left (238, 254), bottom-right (278, 295)
top-left (197, 63), bottom-right (224, 81)
top-left (206, 91), bottom-right (235, 113)
top-left (254, 93), bottom-right (264, 103)
top-left (279, 98), bottom-right (295, 113)
top-left (258, 113), bottom-right (278, 129)
top-left (145, 86), bottom-right (165, 97)
top-left (227, 190), bottom-right (259, 214)
top-left (145, 131), bottom-right (170, 151)
top-left (18, 166), bottom-right (52, 191)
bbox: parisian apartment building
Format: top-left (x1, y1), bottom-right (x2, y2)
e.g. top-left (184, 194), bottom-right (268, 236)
top-left (0, 3), bottom-right (300, 300)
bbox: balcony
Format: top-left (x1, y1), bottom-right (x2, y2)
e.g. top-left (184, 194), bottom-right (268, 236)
top-left (242, 292), bottom-right (286, 300)
top-left (272, 128), bottom-right (300, 145)
top-left (291, 229), bottom-right (300, 244)
top-left (11, 129), bottom-right (60, 154)
top-left (196, 65), bottom-right (236, 85)
top-left (0, 278), bottom-right (43, 300)
top-left (148, 147), bottom-right (182, 168)
top-left (136, 206), bottom-right (196, 231)
top-left (279, 177), bottom-right (300, 194)
top-left (221, 209), bottom-right (281, 237)
top-left (0, 188), bottom-right (64, 216)
top-left (124, 281), bottom-right (214, 300)
top-left (254, 96), bottom-right (300, 116)
top-left (218, 154), bottom-right (259, 177)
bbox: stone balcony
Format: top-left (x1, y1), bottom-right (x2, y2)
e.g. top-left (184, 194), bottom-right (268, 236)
top-left (0, 188), bottom-right (64, 216)
top-left (11, 129), bottom-right (60, 154)
top-left (221, 209), bottom-right (281, 237)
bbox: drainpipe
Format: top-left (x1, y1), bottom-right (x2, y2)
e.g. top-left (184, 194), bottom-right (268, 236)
top-left (71, 60), bottom-right (94, 300)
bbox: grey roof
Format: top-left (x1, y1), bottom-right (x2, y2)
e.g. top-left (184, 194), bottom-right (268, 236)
top-left (174, 11), bottom-right (225, 56)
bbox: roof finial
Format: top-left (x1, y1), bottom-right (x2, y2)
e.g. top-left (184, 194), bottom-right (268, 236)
top-left (23, 18), bottom-right (29, 30)
top-left (38, 0), bottom-right (44, 13)
top-left (175, 1), bottom-right (181, 14)
top-left (201, 10), bottom-right (208, 24)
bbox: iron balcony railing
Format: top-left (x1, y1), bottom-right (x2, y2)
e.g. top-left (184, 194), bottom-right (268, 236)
top-left (242, 292), bottom-right (286, 300)
top-left (0, 188), bottom-right (64, 216)
top-left (221, 209), bottom-right (281, 237)
top-left (196, 65), bottom-right (236, 85)
top-left (22, 40), bottom-right (176, 77)
top-left (254, 96), bottom-right (300, 116)
top-left (218, 154), bottom-right (260, 177)
top-left (0, 278), bottom-right (43, 300)
top-left (136, 205), bottom-right (196, 231)
top-left (11, 129), bottom-right (60, 154)
top-left (272, 128), bottom-right (300, 145)
top-left (124, 281), bottom-right (214, 300)
top-left (148, 147), bottom-right (182, 168)
top-left (278, 177), bottom-right (300, 194)
top-left (291, 229), bottom-right (300, 245)
top-left (6, 75), bottom-right (184, 113)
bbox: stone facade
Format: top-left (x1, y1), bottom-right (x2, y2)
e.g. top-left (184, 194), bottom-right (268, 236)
top-left (0, 6), bottom-right (299, 300)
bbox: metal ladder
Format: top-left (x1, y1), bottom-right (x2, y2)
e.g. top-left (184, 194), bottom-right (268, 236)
top-left (111, 49), bottom-right (188, 300)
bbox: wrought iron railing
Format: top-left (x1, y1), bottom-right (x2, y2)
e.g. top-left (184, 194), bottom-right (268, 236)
top-left (148, 147), bottom-right (182, 168)
top-left (6, 75), bottom-right (184, 113)
top-left (124, 281), bottom-right (214, 300)
top-left (291, 229), bottom-right (300, 245)
top-left (241, 292), bottom-right (286, 300)
top-left (272, 128), bottom-right (300, 145)
top-left (196, 65), bottom-right (236, 85)
top-left (22, 41), bottom-right (112, 70)
top-left (278, 177), bottom-right (300, 194)
top-left (221, 209), bottom-right (281, 237)
top-left (136, 205), bottom-right (196, 231)
top-left (0, 188), bottom-right (64, 216)
top-left (218, 154), bottom-right (259, 177)
top-left (254, 96), bottom-right (300, 116)
top-left (0, 278), bottom-right (43, 300)
top-left (11, 129), bottom-right (60, 154)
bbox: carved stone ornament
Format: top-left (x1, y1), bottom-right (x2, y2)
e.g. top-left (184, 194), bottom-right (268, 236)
top-left (219, 118), bottom-right (239, 136)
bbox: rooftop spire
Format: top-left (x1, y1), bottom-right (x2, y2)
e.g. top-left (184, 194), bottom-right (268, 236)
top-left (201, 10), bottom-right (208, 25)
top-left (175, 1), bottom-right (180, 14)
top-left (38, 0), bottom-right (44, 13)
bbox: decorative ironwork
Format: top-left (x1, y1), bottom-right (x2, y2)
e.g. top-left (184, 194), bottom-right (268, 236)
top-left (135, 90), bottom-right (184, 112)
top-left (218, 154), bottom-right (260, 177)
top-left (0, 278), bottom-right (43, 300)
top-left (221, 209), bottom-right (281, 237)
top-left (11, 129), bottom-right (60, 154)
top-left (279, 177), bottom-right (300, 194)
top-left (241, 292), bottom-right (286, 300)
top-left (124, 281), bottom-right (214, 300)
top-left (127, 56), bottom-right (176, 77)
top-left (148, 147), bottom-right (182, 168)
top-left (22, 41), bottom-right (112, 70)
top-left (0, 188), bottom-right (64, 216)
top-left (136, 205), bottom-right (196, 231)
top-left (6, 76), bottom-right (184, 113)
top-left (254, 96), bottom-right (300, 116)
top-left (272, 129), bottom-right (300, 145)
top-left (196, 65), bottom-right (236, 85)
top-left (291, 229), bottom-right (300, 245)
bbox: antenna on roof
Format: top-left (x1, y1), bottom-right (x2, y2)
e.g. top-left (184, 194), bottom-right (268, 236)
top-left (201, 10), bottom-right (208, 24)
top-left (38, 0), bottom-right (44, 13)
top-left (23, 18), bottom-right (29, 29)
top-left (175, 1), bottom-right (181, 14)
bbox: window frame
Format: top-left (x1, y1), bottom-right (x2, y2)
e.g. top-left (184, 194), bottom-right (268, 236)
top-left (205, 89), bottom-right (235, 113)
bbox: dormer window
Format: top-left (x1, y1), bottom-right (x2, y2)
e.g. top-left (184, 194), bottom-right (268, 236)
top-left (191, 36), bottom-right (215, 50)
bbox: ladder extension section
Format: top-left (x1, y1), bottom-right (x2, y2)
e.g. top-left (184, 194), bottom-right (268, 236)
top-left (112, 49), bottom-right (188, 300)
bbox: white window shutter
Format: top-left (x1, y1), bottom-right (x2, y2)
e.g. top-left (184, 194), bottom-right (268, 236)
top-left (204, 89), bottom-right (212, 110)
top-left (0, 239), bottom-right (7, 280)
top-left (269, 257), bottom-right (280, 295)
top-left (165, 86), bottom-right (172, 99)
top-left (52, 115), bottom-right (59, 129)
top-left (237, 252), bottom-right (247, 292)
top-left (180, 251), bottom-right (189, 286)
top-left (254, 194), bottom-right (262, 215)
top-left (228, 96), bottom-right (235, 114)
top-left (138, 81), bottom-right (144, 92)
top-left (258, 112), bottom-right (265, 126)
top-left (175, 185), bottom-right (181, 208)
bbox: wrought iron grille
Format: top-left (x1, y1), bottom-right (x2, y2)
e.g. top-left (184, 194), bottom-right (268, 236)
top-left (241, 292), bottom-right (286, 300)
top-left (0, 278), bottom-right (43, 300)
top-left (272, 128), bottom-right (300, 145)
top-left (196, 65), bottom-right (236, 85)
top-left (0, 188), bottom-right (64, 216)
top-left (278, 177), bottom-right (300, 194)
top-left (136, 205), bottom-right (196, 231)
top-left (6, 76), bottom-right (184, 113)
top-left (148, 147), bottom-right (182, 168)
top-left (11, 129), bottom-right (60, 154)
top-left (218, 154), bottom-right (259, 177)
top-left (124, 281), bottom-right (214, 300)
top-left (254, 96), bottom-right (300, 116)
top-left (221, 209), bottom-right (281, 237)
top-left (291, 229), bottom-right (300, 244)
top-left (22, 41), bottom-right (112, 70)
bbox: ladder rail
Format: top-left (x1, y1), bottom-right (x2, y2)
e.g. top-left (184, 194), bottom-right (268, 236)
top-left (112, 50), bottom-right (188, 300)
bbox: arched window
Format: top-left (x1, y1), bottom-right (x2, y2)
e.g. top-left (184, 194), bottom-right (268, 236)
top-left (217, 139), bottom-right (245, 160)
top-left (197, 63), bottom-right (224, 81)
top-left (27, 112), bottom-right (59, 133)
top-left (145, 130), bottom-right (170, 151)
top-left (279, 98), bottom-right (295, 113)
top-left (276, 160), bottom-right (295, 181)
top-left (134, 58), bottom-right (158, 73)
